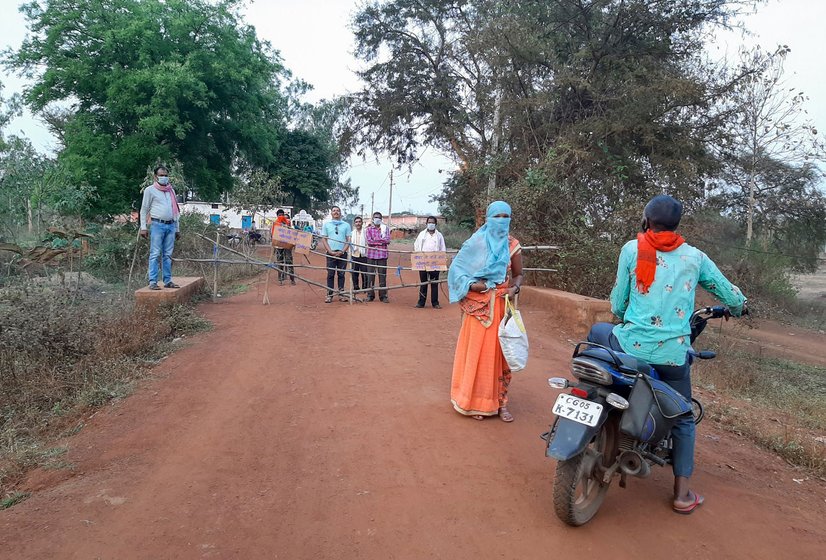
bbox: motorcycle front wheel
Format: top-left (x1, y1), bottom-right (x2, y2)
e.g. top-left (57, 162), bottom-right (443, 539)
top-left (553, 416), bottom-right (618, 527)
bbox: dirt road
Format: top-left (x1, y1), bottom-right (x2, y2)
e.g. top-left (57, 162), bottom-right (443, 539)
top-left (3, 255), bottom-right (825, 559)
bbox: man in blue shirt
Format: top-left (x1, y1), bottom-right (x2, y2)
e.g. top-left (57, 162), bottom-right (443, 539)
top-left (321, 206), bottom-right (352, 303)
top-left (608, 195), bottom-right (746, 514)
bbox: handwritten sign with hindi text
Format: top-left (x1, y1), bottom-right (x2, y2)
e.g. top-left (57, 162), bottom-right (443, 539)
top-left (411, 251), bottom-right (448, 271)
top-left (272, 227), bottom-right (313, 254)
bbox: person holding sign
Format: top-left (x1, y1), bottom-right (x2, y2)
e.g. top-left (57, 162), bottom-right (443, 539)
top-left (413, 216), bottom-right (446, 309)
top-left (365, 212), bottom-right (391, 303)
top-left (447, 201), bottom-right (523, 422)
top-left (272, 209), bottom-right (296, 285)
top-left (321, 206), bottom-right (351, 303)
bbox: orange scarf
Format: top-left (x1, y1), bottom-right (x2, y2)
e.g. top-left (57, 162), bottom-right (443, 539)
top-left (635, 230), bottom-right (685, 294)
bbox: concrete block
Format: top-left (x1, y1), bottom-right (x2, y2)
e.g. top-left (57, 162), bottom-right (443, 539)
top-left (518, 286), bottom-right (615, 338)
top-left (135, 277), bottom-right (205, 309)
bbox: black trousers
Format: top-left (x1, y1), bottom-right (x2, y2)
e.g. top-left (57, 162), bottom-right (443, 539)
top-left (367, 257), bottom-right (388, 299)
top-left (417, 270), bottom-right (440, 306)
top-left (326, 253), bottom-right (348, 296)
top-left (275, 248), bottom-right (294, 281)
top-left (351, 256), bottom-right (370, 291)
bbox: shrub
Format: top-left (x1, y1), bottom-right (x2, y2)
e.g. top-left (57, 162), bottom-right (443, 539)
top-left (0, 284), bottom-right (210, 492)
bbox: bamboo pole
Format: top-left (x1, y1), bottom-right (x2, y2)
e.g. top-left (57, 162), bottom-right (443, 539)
top-left (262, 246), bottom-right (275, 305)
top-left (212, 231), bottom-right (219, 303)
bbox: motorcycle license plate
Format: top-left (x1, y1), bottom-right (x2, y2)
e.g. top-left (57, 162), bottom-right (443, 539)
top-left (552, 393), bottom-right (603, 427)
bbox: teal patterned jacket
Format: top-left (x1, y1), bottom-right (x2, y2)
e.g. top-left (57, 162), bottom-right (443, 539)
top-left (609, 240), bottom-right (746, 366)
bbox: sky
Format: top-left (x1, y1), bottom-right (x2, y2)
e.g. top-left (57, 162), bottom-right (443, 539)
top-left (2, 0), bottom-right (825, 216)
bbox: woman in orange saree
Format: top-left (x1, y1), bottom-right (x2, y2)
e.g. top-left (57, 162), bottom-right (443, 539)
top-left (447, 201), bottom-right (524, 422)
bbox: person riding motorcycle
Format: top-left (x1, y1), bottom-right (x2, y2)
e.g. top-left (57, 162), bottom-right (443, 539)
top-left (604, 194), bottom-right (747, 514)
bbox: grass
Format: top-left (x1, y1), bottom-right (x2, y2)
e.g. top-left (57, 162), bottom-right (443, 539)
top-left (1, 492), bottom-right (30, 510)
top-left (694, 341), bottom-right (826, 476)
top-left (0, 285), bottom-right (212, 499)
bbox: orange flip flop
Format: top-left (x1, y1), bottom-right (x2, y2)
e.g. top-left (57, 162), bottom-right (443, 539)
top-left (673, 492), bottom-right (704, 514)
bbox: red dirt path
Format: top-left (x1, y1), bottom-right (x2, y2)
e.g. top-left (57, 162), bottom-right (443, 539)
top-left (2, 253), bottom-right (826, 559)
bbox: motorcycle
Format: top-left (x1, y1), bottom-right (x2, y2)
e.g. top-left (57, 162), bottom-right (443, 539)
top-left (542, 306), bottom-right (735, 526)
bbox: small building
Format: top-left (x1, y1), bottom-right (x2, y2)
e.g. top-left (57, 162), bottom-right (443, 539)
top-left (180, 202), bottom-right (294, 231)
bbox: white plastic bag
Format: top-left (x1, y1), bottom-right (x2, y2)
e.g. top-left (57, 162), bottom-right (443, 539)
top-left (499, 294), bottom-right (529, 372)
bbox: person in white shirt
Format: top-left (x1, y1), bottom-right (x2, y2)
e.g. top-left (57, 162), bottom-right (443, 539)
top-left (139, 165), bottom-right (180, 290)
top-left (349, 216), bottom-right (369, 295)
top-left (413, 216), bottom-right (447, 308)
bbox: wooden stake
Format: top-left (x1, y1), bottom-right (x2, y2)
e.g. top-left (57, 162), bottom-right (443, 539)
top-left (213, 231), bottom-right (219, 303)
top-left (263, 246), bottom-right (275, 305)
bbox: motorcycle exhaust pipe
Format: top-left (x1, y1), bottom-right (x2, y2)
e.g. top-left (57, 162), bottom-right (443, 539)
top-left (619, 451), bottom-right (651, 479)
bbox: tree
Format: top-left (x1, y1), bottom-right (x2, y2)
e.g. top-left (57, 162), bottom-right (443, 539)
top-left (350, 0), bottom-right (756, 227)
top-left (227, 169), bottom-right (285, 215)
top-left (0, 136), bottom-right (95, 240)
top-left (717, 46), bottom-right (825, 242)
top-left (281, 96), bottom-right (357, 211)
top-left (349, 0), bottom-right (499, 199)
top-left (710, 155), bottom-right (826, 271)
top-left (0, 81), bottom-right (21, 151)
top-left (7, 0), bottom-right (288, 215)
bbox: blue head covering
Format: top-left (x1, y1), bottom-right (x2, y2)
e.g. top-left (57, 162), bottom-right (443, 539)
top-left (447, 201), bottom-right (512, 303)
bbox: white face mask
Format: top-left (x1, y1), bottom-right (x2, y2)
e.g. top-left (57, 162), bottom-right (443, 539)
top-left (427, 223), bottom-right (436, 231)
top-left (373, 217), bottom-right (382, 225)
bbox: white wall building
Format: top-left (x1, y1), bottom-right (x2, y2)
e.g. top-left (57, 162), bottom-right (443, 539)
top-left (180, 202), bottom-right (294, 230)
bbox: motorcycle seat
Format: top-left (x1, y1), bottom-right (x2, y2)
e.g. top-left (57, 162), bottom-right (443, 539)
top-left (579, 347), bottom-right (651, 376)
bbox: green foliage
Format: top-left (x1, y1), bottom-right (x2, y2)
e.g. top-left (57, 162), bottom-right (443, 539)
top-left (351, 0), bottom-right (826, 302)
top-left (0, 80), bottom-right (22, 150)
top-left (1, 492), bottom-right (30, 510)
top-left (680, 211), bottom-right (799, 310)
top-left (430, 174), bottom-right (479, 229)
top-left (707, 46), bottom-right (826, 264)
top-left (8, 0), bottom-right (289, 214)
top-left (437, 222), bottom-right (473, 251)
top-left (710, 156), bottom-right (826, 272)
top-left (351, 0), bottom-right (745, 206)
top-left (273, 129), bottom-right (339, 209)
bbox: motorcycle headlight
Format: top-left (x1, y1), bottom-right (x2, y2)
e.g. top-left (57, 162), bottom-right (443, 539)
top-left (547, 377), bottom-right (568, 389)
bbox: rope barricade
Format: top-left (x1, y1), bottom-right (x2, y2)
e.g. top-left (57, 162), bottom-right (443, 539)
top-left (178, 231), bottom-right (558, 306)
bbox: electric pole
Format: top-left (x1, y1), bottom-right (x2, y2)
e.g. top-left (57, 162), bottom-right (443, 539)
top-left (370, 192), bottom-right (374, 216)
top-left (388, 168), bottom-right (393, 228)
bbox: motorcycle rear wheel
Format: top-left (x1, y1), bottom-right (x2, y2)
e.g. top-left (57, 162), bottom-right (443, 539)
top-left (553, 417), bottom-right (618, 526)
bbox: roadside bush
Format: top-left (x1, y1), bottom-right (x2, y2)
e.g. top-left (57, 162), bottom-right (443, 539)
top-left (681, 211), bottom-right (800, 315)
top-left (0, 284), bottom-right (210, 493)
top-left (83, 213), bottom-right (259, 292)
top-left (439, 223), bottom-right (473, 250)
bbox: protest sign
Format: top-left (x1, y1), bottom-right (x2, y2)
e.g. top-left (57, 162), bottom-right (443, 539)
top-left (411, 251), bottom-right (447, 271)
top-left (272, 227), bottom-right (313, 254)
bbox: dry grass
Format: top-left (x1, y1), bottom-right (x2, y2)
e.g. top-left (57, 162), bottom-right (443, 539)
top-left (693, 334), bottom-right (826, 477)
top-left (0, 284), bottom-right (210, 498)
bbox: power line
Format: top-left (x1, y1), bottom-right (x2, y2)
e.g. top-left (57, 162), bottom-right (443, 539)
top-left (695, 236), bottom-right (826, 262)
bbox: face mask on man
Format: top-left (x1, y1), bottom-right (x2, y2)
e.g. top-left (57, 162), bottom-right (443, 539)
top-left (427, 223), bottom-right (436, 231)
top-left (157, 176), bottom-right (170, 186)
top-left (373, 217), bottom-right (382, 226)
